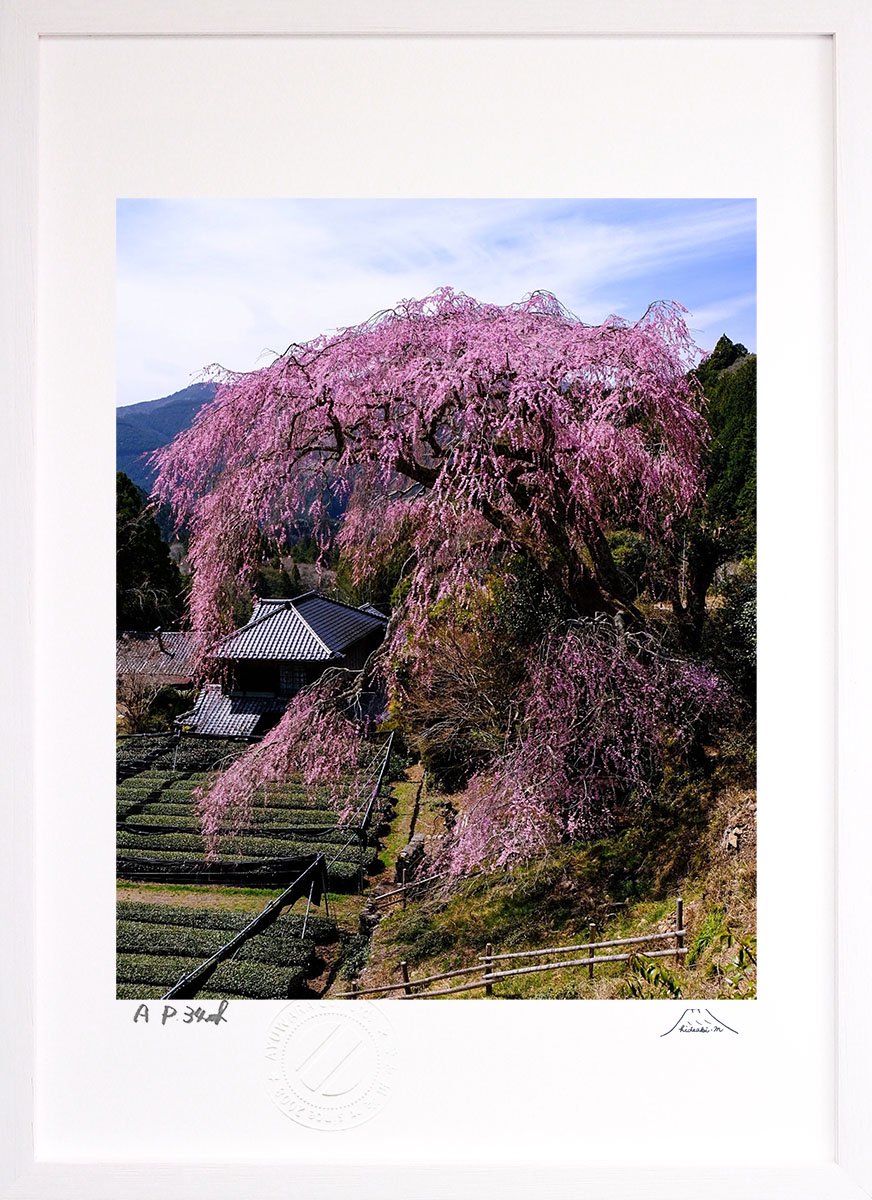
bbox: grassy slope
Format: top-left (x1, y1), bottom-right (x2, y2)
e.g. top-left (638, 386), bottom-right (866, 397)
top-left (356, 758), bottom-right (756, 1000)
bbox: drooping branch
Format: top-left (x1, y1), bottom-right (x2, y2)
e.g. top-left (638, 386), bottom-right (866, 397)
top-left (152, 289), bottom-right (719, 870)
top-left (153, 289), bottom-right (706, 653)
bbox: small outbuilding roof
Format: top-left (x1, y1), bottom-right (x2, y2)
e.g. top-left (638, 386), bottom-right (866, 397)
top-left (176, 685), bottom-right (287, 738)
top-left (116, 631), bottom-right (197, 684)
top-left (215, 593), bottom-right (387, 663)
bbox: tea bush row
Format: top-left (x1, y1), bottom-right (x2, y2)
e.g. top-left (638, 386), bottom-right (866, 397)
top-left (117, 920), bottom-right (233, 959)
top-left (117, 850), bottom-right (365, 888)
top-left (202, 960), bottom-right (306, 999)
top-left (117, 829), bottom-right (367, 859)
top-left (128, 808), bottom-right (338, 830)
top-left (117, 983), bottom-right (161, 1000)
top-left (116, 902), bottom-right (335, 941)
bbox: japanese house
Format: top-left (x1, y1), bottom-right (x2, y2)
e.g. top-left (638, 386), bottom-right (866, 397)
top-left (176, 592), bottom-right (388, 738)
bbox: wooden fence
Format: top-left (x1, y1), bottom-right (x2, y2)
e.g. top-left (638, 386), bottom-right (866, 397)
top-left (337, 897), bottom-right (686, 999)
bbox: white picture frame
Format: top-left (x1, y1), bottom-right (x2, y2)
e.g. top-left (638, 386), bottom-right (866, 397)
top-left (2, 2), bottom-right (869, 1197)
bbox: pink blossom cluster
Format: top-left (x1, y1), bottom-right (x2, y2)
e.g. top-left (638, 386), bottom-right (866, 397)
top-left (150, 289), bottom-right (716, 869)
top-left (152, 289), bottom-right (706, 657)
top-left (194, 678), bottom-right (366, 859)
top-left (446, 618), bottom-right (725, 874)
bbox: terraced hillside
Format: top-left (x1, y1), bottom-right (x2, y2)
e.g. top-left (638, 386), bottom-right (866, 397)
top-left (116, 732), bottom-right (396, 999)
top-left (116, 901), bottom-right (335, 1001)
top-left (117, 764), bottom-right (382, 889)
top-left (117, 734), bottom-right (249, 783)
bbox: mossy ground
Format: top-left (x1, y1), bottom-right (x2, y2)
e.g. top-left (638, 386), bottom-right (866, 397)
top-left (350, 758), bottom-right (756, 1000)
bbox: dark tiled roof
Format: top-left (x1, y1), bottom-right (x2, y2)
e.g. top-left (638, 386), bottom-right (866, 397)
top-left (294, 594), bottom-right (386, 654)
top-left (215, 593), bottom-right (386, 662)
top-left (176, 685), bottom-right (287, 737)
top-left (116, 632), bottom-right (197, 683)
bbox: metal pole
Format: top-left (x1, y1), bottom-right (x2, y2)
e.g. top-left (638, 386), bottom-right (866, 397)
top-left (300, 880), bottom-right (315, 940)
top-left (675, 897), bottom-right (684, 964)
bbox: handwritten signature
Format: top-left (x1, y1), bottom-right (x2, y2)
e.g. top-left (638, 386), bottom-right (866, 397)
top-left (661, 1007), bottom-right (738, 1036)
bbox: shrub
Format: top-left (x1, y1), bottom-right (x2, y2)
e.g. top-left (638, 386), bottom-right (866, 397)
top-left (117, 983), bottom-right (161, 1000)
top-left (117, 902), bottom-right (336, 942)
top-left (205, 960), bottom-right (306, 999)
top-left (118, 902), bottom-right (246, 932)
top-left (117, 954), bottom-right (198, 986)
top-left (234, 934), bottom-right (312, 967)
top-left (117, 920), bottom-right (230, 958)
top-left (339, 933), bottom-right (372, 980)
top-left (117, 829), bottom-right (368, 864)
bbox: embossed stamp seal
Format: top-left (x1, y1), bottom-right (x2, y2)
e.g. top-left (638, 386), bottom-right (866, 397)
top-left (265, 1002), bottom-right (397, 1130)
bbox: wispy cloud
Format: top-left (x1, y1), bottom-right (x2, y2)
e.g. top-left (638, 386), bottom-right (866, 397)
top-left (117, 198), bottom-right (756, 406)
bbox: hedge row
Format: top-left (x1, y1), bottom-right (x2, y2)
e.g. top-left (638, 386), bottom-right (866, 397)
top-left (117, 798), bottom-right (146, 820)
top-left (235, 928), bottom-right (315, 966)
top-left (117, 918), bottom-right (317, 964)
top-left (116, 785), bottom-right (164, 803)
top-left (116, 739), bottom-right (250, 777)
top-left (149, 745), bottom-right (249, 774)
top-left (116, 783), bottom-right (208, 800)
top-left (118, 903), bottom-right (248, 932)
top-left (119, 780), bottom-right (347, 807)
top-left (137, 799), bottom-right (338, 821)
top-left (116, 736), bottom-right (174, 762)
top-left (116, 902), bottom-right (335, 941)
top-left (117, 921), bottom-right (311, 969)
top-left (116, 905), bottom-right (329, 998)
top-left (117, 829), bottom-right (366, 859)
top-left (117, 919), bottom-right (233, 959)
top-left (123, 770), bottom-right (214, 784)
top-left (201, 960), bottom-right (307, 1000)
top-left (118, 826), bottom-right (358, 852)
top-left (127, 808), bottom-right (338, 829)
top-left (123, 821), bottom-right (356, 845)
top-left (117, 983), bottom-right (161, 1000)
top-left (117, 953), bottom-right (197, 986)
top-left (117, 852), bottom-right (363, 888)
top-left (116, 844), bottom-right (367, 870)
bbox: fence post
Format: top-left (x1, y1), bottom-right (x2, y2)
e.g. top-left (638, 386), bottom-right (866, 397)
top-left (401, 961), bottom-right (412, 996)
top-left (588, 922), bottom-right (596, 982)
top-left (401, 865), bottom-right (407, 909)
top-left (675, 897), bottom-right (684, 964)
top-left (484, 943), bottom-right (493, 996)
top-left (351, 982), bottom-right (359, 1000)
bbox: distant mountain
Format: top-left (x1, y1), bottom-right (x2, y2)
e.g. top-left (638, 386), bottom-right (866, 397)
top-left (116, 381), bottom-right (218, 493)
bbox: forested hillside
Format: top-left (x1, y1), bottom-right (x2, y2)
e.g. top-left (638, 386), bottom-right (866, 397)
top-left (117, 381), bottom-right (217, 492)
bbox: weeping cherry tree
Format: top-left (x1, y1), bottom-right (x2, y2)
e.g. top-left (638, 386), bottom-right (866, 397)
top-left (154, 288), bottom-right (723, 868)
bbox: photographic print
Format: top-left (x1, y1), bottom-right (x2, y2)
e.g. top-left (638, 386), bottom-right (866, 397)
top-left (115, 198), bottom-right (756, 1003)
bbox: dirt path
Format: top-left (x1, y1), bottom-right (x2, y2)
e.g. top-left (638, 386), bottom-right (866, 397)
top-left (116, 882), bottom-right (279, 913)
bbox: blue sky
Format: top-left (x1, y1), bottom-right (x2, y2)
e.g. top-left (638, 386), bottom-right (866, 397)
top-left (116, 198), bottom-right (756, 407)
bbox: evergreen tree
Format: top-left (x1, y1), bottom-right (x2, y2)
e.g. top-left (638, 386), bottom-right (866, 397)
top-left (669, 335), bottom-right (756, 647)
top-left (117, 471), bottom-right (184, 630)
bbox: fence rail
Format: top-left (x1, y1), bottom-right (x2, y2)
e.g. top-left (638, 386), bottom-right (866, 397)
top-left (337, 896), bottom-right (687, 999)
